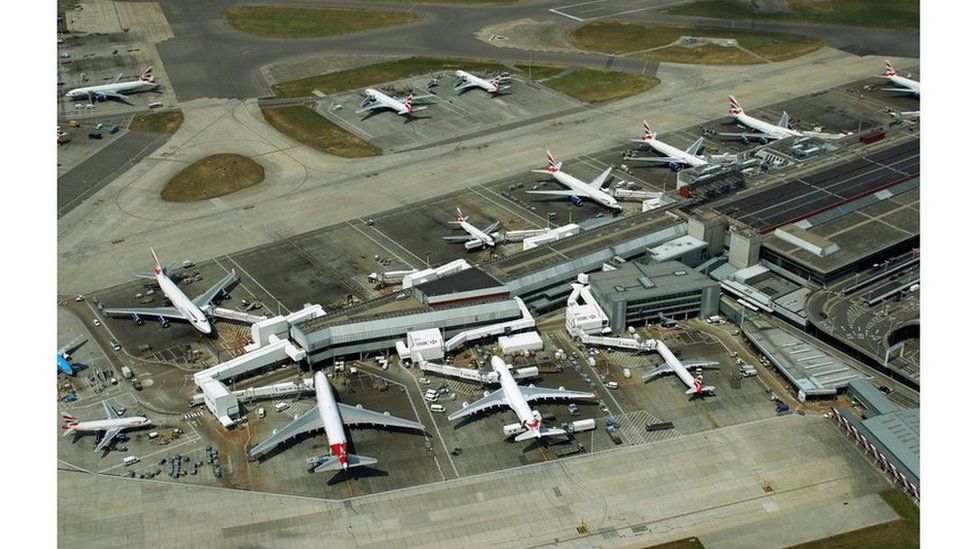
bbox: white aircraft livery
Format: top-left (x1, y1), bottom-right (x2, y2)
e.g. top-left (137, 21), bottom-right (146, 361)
top-left (248, 371), bottom-right (425, 472)
top-left (641, 342), bottom-right (719, 397)
top-left (454, 70), bottom-right (510, 94)
top-left (443, 207), bottom-right (500, 250)
top-left (356, 88), bottom-right (428, 116)
top-left (101, 249), bottom-right (238, 335)
top-left (630, 120), bottom-right (708, 171)
top-left (448, 356), bottom-right (597, 441)
top-left (718, 96), bottom-right (804, 144)
top-left (526, 150), bottom-right (621, 210)
top-left (65, 67), bottom-right (158, 105)
top-left (881, 60), bottom-right (920, 97)
top-left (62, 401), bottom-right (152, 452)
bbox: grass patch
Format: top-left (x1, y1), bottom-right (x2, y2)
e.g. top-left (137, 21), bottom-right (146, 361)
top-left (667, 0), bottom-right (918, 31)
top-left (129, 110), bottom-right (183, 134)
top-left (261, 105), bottom-right (380, 158)
top-left (544, 68), bottom-right (659, 103)
top-left (569, 21), bottom-right (824, 63)
top-left (273, 56), bottom-right (516, 98)
top-left (650, 538), bottom-right (706, 549)
top-left (513, 63), bottom-right (568, 81)
top-left (162, 154), bottom-right (264, 202)
top-left (788, 489), bottom-right (919, 549)
top-left (222, 6), bottom-right (419, 39)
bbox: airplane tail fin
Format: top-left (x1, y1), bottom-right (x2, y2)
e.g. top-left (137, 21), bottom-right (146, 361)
top-left (141, 67), bottom-right (155, 82)
top-left (150, 248), bottom-right (162, 275)
top-left (453, 207), bottom-right (467, 224)
top-left (404, 94), bottom-right (414, 109)
top-left (544, 149), bottom-right (562, 173)
top-left (61, 413), bottom-right (80, 435)
top-left (884, 59), bottom-right (897, 77)
top-left (728, 95), bottom-right (743, 116)
top-left (308, 453), bottom-right (377, 473)
top-left (642, 120), bottom-right (655, 141)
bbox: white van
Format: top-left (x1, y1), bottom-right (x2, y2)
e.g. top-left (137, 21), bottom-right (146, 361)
top-left (122, 456), bottom-right (140, 466)
top-left (257, 407), bottom-right (266, 419)
top-left (429, 404), bottom-right (446, 413)
top-left (606, 381), bottom-right (619, 389)
top-left (274, 402), bottom-right (290, 413)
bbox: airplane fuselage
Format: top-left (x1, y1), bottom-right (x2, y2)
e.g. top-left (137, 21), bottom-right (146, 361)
top-left (460, 220), bottom-right (495, 247)
top-left (315, 371), bottom-right (350, 469)
top-left (156, 271), bottom-right (212, 334)
top-left (66, 416), bottom-right (150, 434)
top-left (491, 357), bottom-right (542, 437)
top-left (550, 170), bottom-right (620, 210)
top-left (66, 80), bottom-right (158, 100)
top-left (363, 88), bottom-right (412, 115)
top-left (641, 137), bottom-right (708, 167)
top-left (455, 70), bottom-right (501, 93)
top-left (886, 75), bottom-right (920, 95)
top-left (733, 113), bottom-right (801, 140)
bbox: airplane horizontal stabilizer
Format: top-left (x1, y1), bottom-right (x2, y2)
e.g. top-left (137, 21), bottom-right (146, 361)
top-left (685, 385), bottom-right (715, 395)
top-left (514, 427), bottom-right (566, 442)
top-left (310, 453), bottom-right (377, 473)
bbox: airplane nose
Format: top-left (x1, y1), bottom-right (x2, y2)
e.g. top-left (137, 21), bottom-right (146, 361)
top-left (198, 322), bottom-right (212, 335)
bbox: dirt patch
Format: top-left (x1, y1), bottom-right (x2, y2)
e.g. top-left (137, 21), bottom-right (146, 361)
top-left (476, 18), bottom-right (581, 53)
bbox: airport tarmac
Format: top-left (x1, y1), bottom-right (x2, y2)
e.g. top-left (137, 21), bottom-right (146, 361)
top-left (317, 74), bottom-right (584, 153)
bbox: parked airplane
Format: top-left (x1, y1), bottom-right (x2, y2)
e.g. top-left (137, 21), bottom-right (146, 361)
top-left (630, 120), bottom-right (708, 171)
top-left (454, 70), bottom-right (510, 94)
top-left (443, 208), bottom-right (500, 250)
top-left (65, 67), bottom-right (158, 105)
top-left (716, 96), bottom-right (806, 144)
top-left (356, 88), bottom-right (430, 117)
top-left (527, 150), bottom-right (621, 210)
top-left (448, 356), bottom-right (597, 441)
top-left (881, 60), bottom-right (920, 97)
top-left (642, 343), bottom-right (719, 396)
top-left (248, 371), bottom-right (425, 472)
top-left (62, 401), bottom-right (152, 452)
top-left (57, 335), bottom-right (87, 375)
top-left (101, 249), bottom-right (237, 335)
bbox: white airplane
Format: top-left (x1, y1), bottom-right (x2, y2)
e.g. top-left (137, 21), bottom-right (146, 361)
top-left (526, 150), bottom-right (621, 210)
top-left (65, 67), bottom-right (158, 105)
top-left (448, 356), bottom-right (597, 441)
top-left (881, 60), bottom-right (920, 97)
top-left (248, 371), bottom-right (425, 472)
top-left (443, 208), bottom-right (500, 250)
top-left (630, 120), bottom-right (708, 171)
top-left (717, 96), bottom-right (805, 144)
top-left (454, 70), bottom-right (510, 95)
top-left (641, 343), bottom-right (718, 397)
top-left (61, 401), bottom-right (152, 452)
top-left (101, 249), bottom-right (237, 335)
top-left (356, 88), bottom-right (428, 117)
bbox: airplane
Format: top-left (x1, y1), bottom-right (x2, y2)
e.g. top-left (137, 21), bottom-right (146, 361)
top-left (62, 401), bottom-right (152, 452)
top-left (526, 150), bottom-right (621, 210)
top-left (642, 343), bottom-right (718, 396)
top-left (454, 70), bottom-right (510, 95)
top-left (65, 67), bottom-right (158, 105)
top-left (448, 356), bottom-right (598, 441)
top-left (101, 249), bottom-right (237, 335)
top-left (356, 88), bottom-right (429, 117)
top-left (715, 96), bottom-right (807, 145)
top-left (248, 371), bottom-right (425, 472)
top-left (442, 208), bottom-right (500, 250)
top-left (57, 335), bottom-right (88, 375)
top-left (630, 120), bottom-right (708, 172)
top-left (880, 60), bottom-right (920, 97)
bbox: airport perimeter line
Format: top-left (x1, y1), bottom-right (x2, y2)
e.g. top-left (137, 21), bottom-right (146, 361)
top-left (549, 0), bottom-right (693, 23)
top-left (346, 220), bottom-right (421, 269)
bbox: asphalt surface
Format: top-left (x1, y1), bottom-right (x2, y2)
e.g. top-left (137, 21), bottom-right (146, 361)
top-left (146, 0), bottom-right (919, 101)
top-left (57, 130), bottom-right (171, 217)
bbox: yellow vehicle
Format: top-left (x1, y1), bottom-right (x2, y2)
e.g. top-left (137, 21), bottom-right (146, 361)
top-left (68, 120), bottom-right (81, 128)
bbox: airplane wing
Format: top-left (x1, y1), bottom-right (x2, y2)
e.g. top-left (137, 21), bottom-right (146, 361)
top-left (192, 270), bottom-right (237, 308)
top-left (525, 190), bottom-right (579, 197)
top-left (101, 305), bottom-right (184, 320)
top-left (442, 235), bottom-right (474, 243)
top-left (588, 166), bottom-right (613, 190)
top-left (463, 239), bottom-right (486, 251)
top-left (642, 364), bottom-right (674, 382)
top-left (397, 105), bottom-right (428, 115)
top-left (483, 221), bottom-right (501, 234)
top-left (682, 360), bottom-right (721, 371)
top-left (685, 136), bottom-right (705, 156)
top-left (355, 101), bottom-right (383, 114)
top-left (57, 335), bottom-right (87, 357)
top-left (248, 406), bottom-right (323, 459)
top-left (519, 385), bottom-right (596, 403)
top-left (98, 90), bottom-right (134, 105)
top-left (448, 389), bottom-right (509, 421)
top-left (337, 403), bottom-right (425, 431)
top-left (94, 429), bottom-right (121, 452)
top-left (715, 131), bottom-right (776, 140)
top-left (777, 112), bottom-right (790, 128)
top-left (454, 81), bottom-right (479, 92)
top-left (102, 401), bottom-right (120, 420)
top-left (880, 87), bottom-right (918, 94)
top-left (110, 73), bottom-right (123, 84)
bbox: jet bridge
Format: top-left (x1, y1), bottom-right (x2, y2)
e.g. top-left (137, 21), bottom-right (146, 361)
top-left (443, 297), bottom-right (535, 351)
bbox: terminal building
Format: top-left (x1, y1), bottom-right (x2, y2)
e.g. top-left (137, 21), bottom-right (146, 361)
top-left (586, 260), bottom-right (720, 334)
